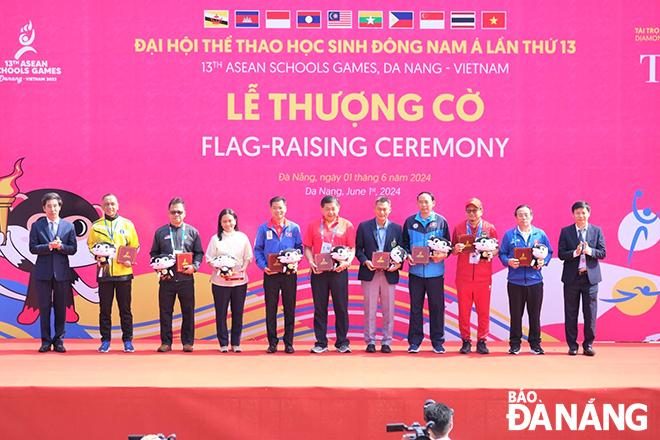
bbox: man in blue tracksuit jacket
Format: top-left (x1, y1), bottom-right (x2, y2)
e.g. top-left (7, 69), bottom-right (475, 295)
top-left (499, 204), bottom-right (553, 355)
top-left (254, 196), bottom-right (303, 354)
top-left (401, 192), bottom-right (451, 354)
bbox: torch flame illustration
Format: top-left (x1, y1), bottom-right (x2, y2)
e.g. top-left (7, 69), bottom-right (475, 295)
top-left (0, 158), bottom-right (24, 245)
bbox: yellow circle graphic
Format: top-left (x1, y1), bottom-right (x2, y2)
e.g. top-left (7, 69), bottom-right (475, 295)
top-left (611, 277), bottom-right (658, 316)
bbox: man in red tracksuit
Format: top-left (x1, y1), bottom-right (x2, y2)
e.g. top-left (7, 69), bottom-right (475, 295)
top-left (451, 198), bottom-right (498, 354)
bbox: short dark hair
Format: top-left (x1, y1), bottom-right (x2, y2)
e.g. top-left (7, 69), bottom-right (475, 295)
top-left (41, 192), bottom-right (62, 208)
top-left (425, 402), bottom-right (454, 437)
top-left (217, 208), bottom-right (239, 240)
top-left (169, 197), bottom-right (185, 210)
top-left (514, 204), bottom-right (533, 217)
top-left (375, 196), bottom-right (391, 206)
top-left (572, 201), bottom-right (591, 213)
top-left (270, 196), bottom-right (287, 206)
top-left (321, 195), bottom-right (339, 207)
top-left (417, 191), bottom-right (435, 202)
top-left (102, 193), bottom-right (116, 202)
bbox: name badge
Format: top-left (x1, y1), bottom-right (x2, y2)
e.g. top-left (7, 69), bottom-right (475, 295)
top-left (469, 252), bottom-right (480, 264)
top-left (267, 230), bottom-right (273, 240)
top-left (174, 250), bottom-right (183, 255)
top-left (320, 242), bottom-right (332, 254)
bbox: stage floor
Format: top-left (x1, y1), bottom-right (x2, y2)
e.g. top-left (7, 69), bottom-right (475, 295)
top-left (1, 340), bottom-right (659, 440)
top-left (1, 340), bottom-right (658, 389)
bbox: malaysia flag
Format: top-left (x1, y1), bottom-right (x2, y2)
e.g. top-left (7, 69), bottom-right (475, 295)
top-left (450, 11), bottom-right (475, 29)
top-left (266, 10), bottom-right (290, 28)
top-left (482, 11), bottom-right (506, 29)
top-left (235, 10), bottom-right (259, 28)
top-left (420, 11), bottom-right (444, 29)
top-left (389, 11), bottom-right (413, 29)
top-left (328, 10), bottom-right (352, 28)
top-left (297, 11), bottom-right (321, 28)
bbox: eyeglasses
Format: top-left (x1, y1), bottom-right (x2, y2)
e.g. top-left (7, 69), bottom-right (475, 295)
top-left (466, 209), bottom-right (480, 214)
top-left (169, 210), bottom-right (184, 215)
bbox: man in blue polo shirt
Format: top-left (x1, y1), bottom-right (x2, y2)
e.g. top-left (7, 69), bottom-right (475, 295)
top-left (254, 196), bottom-right (303, 354)
top-left (402, 192), bottom-right (451, 354)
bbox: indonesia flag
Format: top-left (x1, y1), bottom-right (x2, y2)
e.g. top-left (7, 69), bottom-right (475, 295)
top-left (482, 11), bottom-right (506, 29)
top-left (420, 11), bottom-right (444, 29)
top-left (266, 10), bottom-right (290, 29)
top-left (389, 11), bottom-right (413, 29)
top-left (297, 11), bottom-right (321, 28)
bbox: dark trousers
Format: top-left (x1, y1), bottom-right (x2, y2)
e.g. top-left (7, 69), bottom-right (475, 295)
top-left (98, 280), bottom-right (133, 342)
top-left (507, 282), bottom-right (544, 346)
top-left (212, 284), bottom-right (247, 347)
top-left (264, 272), bottom-right (297, 347)
top-left (36, 278), bottom-right (69, 345)
top-left (408, 274), bottom-right (445, 346)
top-left (159, 280), bottom-right (195, 346)
top-left (564, 275), bottom-right (598, 351)
top-left (310, 270), bottom-right (349, 348)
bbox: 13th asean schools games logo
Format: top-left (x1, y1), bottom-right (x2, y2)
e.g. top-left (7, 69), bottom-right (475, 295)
top-left (0, 20), bottom-right (62, 84)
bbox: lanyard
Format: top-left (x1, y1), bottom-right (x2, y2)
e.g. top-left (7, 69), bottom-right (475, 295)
top-left (104, 217), bottom-right (117, 242)
top-left (376, 219), bottom-right (388, 251)
top-left (169, 224), bottom-right (186, 252)
top-left (466, 220), bottom-right (482, 237)
top-left (321, 219), bottom-right (339, 247)
top-left (515, 226), bottom-right (532, 247)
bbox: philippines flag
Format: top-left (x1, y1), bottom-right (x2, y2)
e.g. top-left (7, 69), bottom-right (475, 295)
top-left (389, 11), bottom-right (413, 29)
top-left (482, 11), bottom-right (506, 29)
top-left (328, 10), bottom-right (352, 28)
top-left (450, 11), bottom-right (475, 29)
top-left (297, 11), bottom-right (321, 28)
top-left (235, 10), bottom-right (259, 28)
top-left (419, 11), bottom-right (444, 29)
top-left (266, 10), bottom-right (290, 29)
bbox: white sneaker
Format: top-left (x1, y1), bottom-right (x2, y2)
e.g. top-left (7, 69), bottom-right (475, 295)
top-left (336, 345), bottom-right (352, 353)
top-left (310, 345), bottom-right (329, 354)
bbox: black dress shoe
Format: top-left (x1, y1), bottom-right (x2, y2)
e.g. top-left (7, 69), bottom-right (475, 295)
top-left (285, 345), bottom-right (295, 354)
top-left (568, 349), bottom-right (578, 356)
top-left (584, 346), bottom-right (596, 356)
top-left (266, 345), bottom-right (277, 354)
top-left (381, 345), bottom-right (392, 354)
top-left (366, 344), bottom-right (376, 353)
top-left (38, 344), bottom-right (51, 353)
top-left (53, 344), bottom-right (66, 353)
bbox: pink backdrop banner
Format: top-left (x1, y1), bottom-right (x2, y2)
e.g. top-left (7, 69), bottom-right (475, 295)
top-left (1, 1), bottom-right (659, 343)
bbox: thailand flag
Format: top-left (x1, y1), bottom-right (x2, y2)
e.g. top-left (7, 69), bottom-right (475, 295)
top-left (450, 11), bottom-right (475, 29)
top-left (266, 10), bottom-right (290, 29)
top-left (420, 11), bottom-right (444, 29)
top-left (297, 11), bottom-right (321, 28)
top-left (235, 10), bottom-right (259, 28)
top-left (389, 11), bottom-right (413, 29)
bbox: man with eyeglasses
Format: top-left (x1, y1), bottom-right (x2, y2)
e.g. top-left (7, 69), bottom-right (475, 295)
top-left (150, 198), bottom-right (204, 353)
top-left (498, 205), bottom-right (552, 355)
top-left (451, 198), bottom-right (498, 355)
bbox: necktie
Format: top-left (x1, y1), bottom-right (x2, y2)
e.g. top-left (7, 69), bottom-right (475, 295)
top-left (49, 221), bottom-right (55, 239)
top-left (579, 229), bottom-right (586, 267)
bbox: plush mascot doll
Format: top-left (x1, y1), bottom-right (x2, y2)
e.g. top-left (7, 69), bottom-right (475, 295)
top-left (389, 245), bottom-right (408, 270)
top-left (278, 248), bottom-right (302, 274)
top-left (530, 243), bottom-right (549, 269)
top-left (427, 236), bottom-right (452, 257)
top-left (90, 242), bottom-right (117, 278)
top-left (209, 254), bottom-right (239, 280)
top-left (473, 236), bottom-right (498, 261)
top-left (150, 254), bottom-right (176, 280)
top-left (330, 245), bottom-right (351, 269)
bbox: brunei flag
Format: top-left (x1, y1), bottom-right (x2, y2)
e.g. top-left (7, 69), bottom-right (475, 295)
top-left (358, 11), bottom-right (383, 28)
top-left (204, 10), bottom-right (229, 28)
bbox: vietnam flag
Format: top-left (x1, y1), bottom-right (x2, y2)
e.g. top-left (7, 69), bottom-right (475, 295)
top-left (481, 11), bottom-right (506, 29)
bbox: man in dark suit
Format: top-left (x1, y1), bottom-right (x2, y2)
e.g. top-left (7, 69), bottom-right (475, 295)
top-left (355, 197), bottom-right (404, 353)
top-left (558, 201), bottom-right (606, 356)
top-left (29, 192), bottom-right (78, 353)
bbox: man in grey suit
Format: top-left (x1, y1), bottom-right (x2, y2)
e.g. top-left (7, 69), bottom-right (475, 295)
top-left (558, 201), bottom-right (606, 356)
top-left (29, 192), bottom-right (78, 353)
top-left (355, 197), bottom-right (403, 353)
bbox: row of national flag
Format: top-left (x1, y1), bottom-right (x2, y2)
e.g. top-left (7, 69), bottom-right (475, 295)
top-left (204, 10), bottom-right (506, 30)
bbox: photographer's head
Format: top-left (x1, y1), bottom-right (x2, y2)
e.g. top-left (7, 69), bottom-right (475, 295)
top-left (424, 401), bottom-right (454, 439)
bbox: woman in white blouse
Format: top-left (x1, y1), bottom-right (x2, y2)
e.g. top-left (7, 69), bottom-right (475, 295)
top-left (205, 208), bottom-right (253, 352)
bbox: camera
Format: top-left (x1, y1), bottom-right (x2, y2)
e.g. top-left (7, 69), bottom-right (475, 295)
top-left (386, 399), bottom-right (437, 440)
